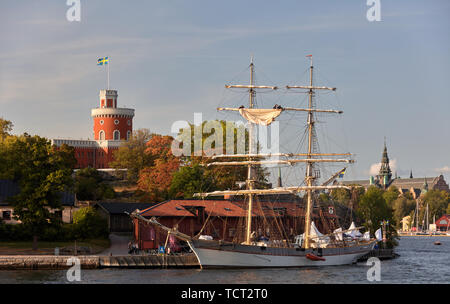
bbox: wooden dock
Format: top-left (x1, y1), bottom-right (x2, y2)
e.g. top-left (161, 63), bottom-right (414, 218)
top-left (0, 254), bottom-right (200, 270)
top-left (99, 254), bottom-right (199, 268)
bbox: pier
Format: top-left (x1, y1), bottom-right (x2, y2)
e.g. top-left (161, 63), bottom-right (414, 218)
top-left (0, 254), bottom-right (200, 270)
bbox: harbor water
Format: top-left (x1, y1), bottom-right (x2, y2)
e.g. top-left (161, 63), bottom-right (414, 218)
top-left (0, 236), bottom-right (448, 284)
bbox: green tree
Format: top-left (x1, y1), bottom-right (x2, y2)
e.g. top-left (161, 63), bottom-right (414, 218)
top-left (75, 168), bottom-right (115, 200)
top-left (72, 207), bottom-right (108, 239)
top-left (358, 186), bottom-right (397, 247)
top-left (0, 134), bottom-right (76, 250)
top-left (383, 186), bottom-right (400, 207)
top-left (0, 118), bottom-right (13, 140)
top-left (330, 188), bottom-right (351, 206)
top-left (421, 190), bottom-right (449, 221)
top-left (392, 196), bottom-right (416, 227)
top-left (169, 163), bottom-right (215, 199)
top-left (175, 120), bottom-right (269, 192)
top-left (111, 129), bottom-right (154, 182)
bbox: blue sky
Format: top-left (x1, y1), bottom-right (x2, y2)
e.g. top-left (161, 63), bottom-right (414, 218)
top-left (0, 0), bottom-right (449, 185)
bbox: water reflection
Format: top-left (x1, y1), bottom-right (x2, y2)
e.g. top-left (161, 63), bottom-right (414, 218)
top-left (0, 237), bottom-right (448, 284)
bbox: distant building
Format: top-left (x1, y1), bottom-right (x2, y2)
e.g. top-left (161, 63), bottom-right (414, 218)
top-left (335, 141), bottom-right (450, 197)
top-left (94, 202), bottom-right (156, 233)
top-left (435, 214), bottom-right (450, 232)
top-left (0, 179), bottom-right (76, 224)
top-left (400, 215), bottom-right (411, 232)
top-left (51, 89), bottom-right (135, 169)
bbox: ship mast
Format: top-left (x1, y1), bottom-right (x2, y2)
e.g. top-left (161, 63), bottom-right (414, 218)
top-left (305, 55), bottom-right (315, 249)
top-left (194, 56), bottom-right (351, 248)
top-left (246, 57), bottom-right (255, 245)
top-left (225, 56), bottom-right (278, 245)
top-left (286, 55), bottom-right (337, 249)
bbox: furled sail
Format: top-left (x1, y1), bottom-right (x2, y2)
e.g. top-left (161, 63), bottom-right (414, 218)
top-left (238, 108), bottom-right (283, 126)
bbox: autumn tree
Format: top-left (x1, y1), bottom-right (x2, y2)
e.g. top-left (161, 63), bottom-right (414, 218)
top-left (137, 135), bottom-right (180, 201)
top-left (0, 134), bottom-right (76, 250)
top-left (111, 129), bottom-right (154, 182)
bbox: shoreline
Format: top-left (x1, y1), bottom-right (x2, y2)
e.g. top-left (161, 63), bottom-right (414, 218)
top-left (0, 254), bottom-right (200, 270)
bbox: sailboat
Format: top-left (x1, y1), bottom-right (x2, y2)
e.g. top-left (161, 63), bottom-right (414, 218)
top-left (132, 56), bottom-right (376, 268)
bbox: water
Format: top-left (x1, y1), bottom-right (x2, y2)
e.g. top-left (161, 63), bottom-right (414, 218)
top-left (1, 236), bottom-right (449, 284)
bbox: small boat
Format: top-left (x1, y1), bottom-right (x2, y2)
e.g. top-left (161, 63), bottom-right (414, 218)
top-left (434, 241), bottom-right (441, 245)
top-left (306, 253), bottom-right (326, 261)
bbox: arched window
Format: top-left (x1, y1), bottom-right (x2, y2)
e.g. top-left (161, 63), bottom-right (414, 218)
top-left (113, 130), bottom-right (120, 140)
top-left (99, 130), bottom-right (105, 140)
top-left (126, 130), bottom-right (131, 140)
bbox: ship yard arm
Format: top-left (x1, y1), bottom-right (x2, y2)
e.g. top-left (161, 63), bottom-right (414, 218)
top-left (193, 185), bottom-right (353, 198)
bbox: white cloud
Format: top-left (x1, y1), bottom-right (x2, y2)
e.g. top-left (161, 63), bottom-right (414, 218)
top-left (435, 166), bottom-right (450, 173)
top-left (368, 159), bottom-right (398, 176)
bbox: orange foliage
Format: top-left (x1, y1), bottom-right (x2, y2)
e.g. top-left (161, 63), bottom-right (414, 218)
top-left (137, 135), bottom-right (180, 201)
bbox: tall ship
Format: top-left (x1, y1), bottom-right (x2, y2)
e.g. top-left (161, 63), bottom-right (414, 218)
top-left (132, 55), bottom-right (376, 268)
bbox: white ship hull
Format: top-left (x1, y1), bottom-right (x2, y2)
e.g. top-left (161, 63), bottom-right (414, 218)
top-left (189, 240), bottom-right (376, 268)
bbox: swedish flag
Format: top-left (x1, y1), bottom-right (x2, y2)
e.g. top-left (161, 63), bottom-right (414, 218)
top-left (338, 168), bottom-right (346, 178)
top-left (97, 57), bottom-right (109, 66)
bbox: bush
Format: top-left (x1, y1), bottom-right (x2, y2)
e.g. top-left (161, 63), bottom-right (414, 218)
top-left (72, 207), bottom-right (109, 240)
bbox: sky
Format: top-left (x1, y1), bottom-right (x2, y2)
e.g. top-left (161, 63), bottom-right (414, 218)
top-left (0, 0), bottom-right (449, 186)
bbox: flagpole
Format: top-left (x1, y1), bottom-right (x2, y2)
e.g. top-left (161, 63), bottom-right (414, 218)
top-left (107, 57), bottom-right (110, 89)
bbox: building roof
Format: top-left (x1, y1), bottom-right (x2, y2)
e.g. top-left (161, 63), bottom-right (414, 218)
top-left (95, 202), bottom-right (157, 215)
top-left (138, 199), bottom-right (336, 219)
top-left (390, 177), bottom-right (437, 189)
top-left (0, 179), bottom-right (75, 207)
top-left (139, 200), bottom-right (248, 218)
top-left (435, 214), bottom-right (450, 228)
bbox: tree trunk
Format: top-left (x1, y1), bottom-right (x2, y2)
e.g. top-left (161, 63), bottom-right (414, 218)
top-left (32, 235), bottom-right (38, 251)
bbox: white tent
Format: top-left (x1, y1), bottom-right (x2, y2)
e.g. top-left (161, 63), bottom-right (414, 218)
top-left (363, 231), bottom-right (370, 240)
top-left (302, 221), bottom-right (330, 248)
top-left (347, 222), bottom-right (363, 238)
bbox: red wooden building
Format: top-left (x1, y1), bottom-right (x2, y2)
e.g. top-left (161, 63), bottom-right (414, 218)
top-left (133, 199), bottom-right (338, 251)
top-left (435, 214), bottom-right (450, 232)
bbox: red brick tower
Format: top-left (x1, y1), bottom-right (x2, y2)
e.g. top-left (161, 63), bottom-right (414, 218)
top-left (91, 90), bottom-right (134, 141)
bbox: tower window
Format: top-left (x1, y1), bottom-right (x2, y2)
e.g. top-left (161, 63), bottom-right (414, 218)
top-left (99, 130), bottom-right (105, 140)
top-left (127, 120), bottom-right (131, 126)
top-left (127, 130), bottom-right (131, 140)
top-left (114, 119), bottom-right (119, 125)
top-left (100, 120), bottom-right (104, 125)
top-left (113, 130), bottom-right (120, 140)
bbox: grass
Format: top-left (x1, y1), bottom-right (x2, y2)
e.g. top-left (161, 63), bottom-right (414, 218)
top-left (0, 238), bottom-right (111, 255)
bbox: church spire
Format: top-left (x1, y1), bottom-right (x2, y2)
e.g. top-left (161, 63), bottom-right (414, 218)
top-left (378, 139), bottom-right (392, 187)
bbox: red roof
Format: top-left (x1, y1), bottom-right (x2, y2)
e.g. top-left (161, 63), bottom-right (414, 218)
top-left (138, 199), bottom-right (337, 219)
top-left (435, 214), bottom-right (450, 228)
top-left (139, 200), bottom-right (248, 218)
